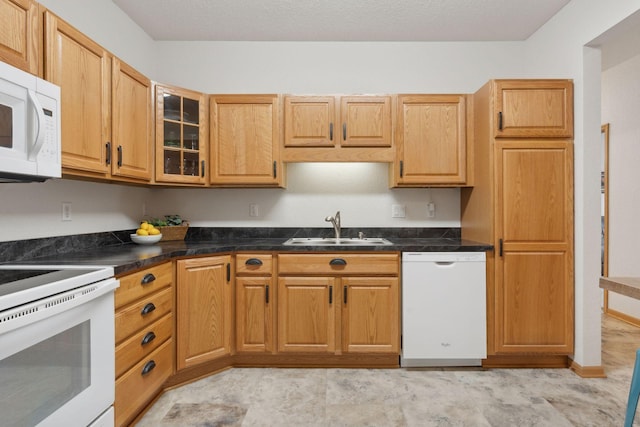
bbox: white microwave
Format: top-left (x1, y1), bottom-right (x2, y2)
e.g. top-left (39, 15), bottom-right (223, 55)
top-left (0, 60), bottom-right (61, 183)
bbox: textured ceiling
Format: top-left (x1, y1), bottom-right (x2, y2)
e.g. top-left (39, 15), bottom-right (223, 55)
top-left (113, 0), bottom-right (571, 42)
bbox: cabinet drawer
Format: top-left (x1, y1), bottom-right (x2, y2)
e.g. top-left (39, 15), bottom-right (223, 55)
top-left (115, 262), bottom-right (172, 309)
top-left (115, 339), bottom-right (173, 427)
top-left (115, 313), bottom-right (173, 378)
top-left (236, 254), bottom-right (273, 275)
top-left (115, 287), bottom-right (173, 344)
top-left (278, 254), bottom-right (399, 275)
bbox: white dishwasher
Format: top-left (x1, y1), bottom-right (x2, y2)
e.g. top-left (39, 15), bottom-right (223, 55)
top-left (401, 252), bottom-right (486, 367)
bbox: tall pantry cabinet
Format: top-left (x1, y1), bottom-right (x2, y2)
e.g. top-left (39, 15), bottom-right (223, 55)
top-left (461, 80), bottom-right (574, 367)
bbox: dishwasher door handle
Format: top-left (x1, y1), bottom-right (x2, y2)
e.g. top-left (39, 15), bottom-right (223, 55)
top-left (435, 261), bottom-right (455, 266)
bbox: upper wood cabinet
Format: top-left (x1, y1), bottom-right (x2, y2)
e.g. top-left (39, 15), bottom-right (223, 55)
top-left (392, 94), bottom-right (468, 187)
top-left (45, 11), bottom-right (152, 182)
top-left (111, 57), bottom-right (152, 180)
top-left (155, 84), bottom-right (208, 185)
top-left (282, 95), bottom-right (394, 162)
top-left (45, 11), bottom-right (110, 176)
top-left (0, 0), bottom-right (40, 75)
top-left (210, 95), bottom-right (283, 186)
top-left (176, 256), bottom-right (233, 370)
top-left (494, 80), bottom-right (573, 138)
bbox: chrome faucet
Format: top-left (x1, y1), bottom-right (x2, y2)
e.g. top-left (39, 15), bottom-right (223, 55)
top-left (325, 211), bottom-right (341, 240)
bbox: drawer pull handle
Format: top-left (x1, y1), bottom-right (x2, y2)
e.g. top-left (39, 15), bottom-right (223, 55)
top-left (141, 273), bottom-right (156, 285)
top-left (140, 302), bottom-right (156, 316)
top-left (141, 331), bottom-right (156, 346)
top-left (245, 258), bottom-right (263, 266)
top-left (141, 360), bottom-right (156, 375)
top-left (329, 258), bottom-right (347, 266)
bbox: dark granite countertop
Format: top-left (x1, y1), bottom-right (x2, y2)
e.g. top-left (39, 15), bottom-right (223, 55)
top-left (0, 227), bottom-right (492, 276)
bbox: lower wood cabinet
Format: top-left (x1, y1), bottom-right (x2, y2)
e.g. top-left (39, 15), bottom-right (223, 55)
top-left (176, 255), bottom-right (233, 369)
top-left (278, 276), bottom-right (336, 353)
top-left (235, 254), bottom-right (274, 353)
top-left (277, 253), bottom-right (400, 355)
top-left (114, 262), bottom-right (174, 427)
top-left (341, 276), bottom-right (399, 353)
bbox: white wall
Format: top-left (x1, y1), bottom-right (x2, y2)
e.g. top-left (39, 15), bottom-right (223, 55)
top-left (602, 52), bottom-right (640, 316)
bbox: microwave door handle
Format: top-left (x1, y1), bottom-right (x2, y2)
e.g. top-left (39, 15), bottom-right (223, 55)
top-left (26, 90), bottom-right (46, 161)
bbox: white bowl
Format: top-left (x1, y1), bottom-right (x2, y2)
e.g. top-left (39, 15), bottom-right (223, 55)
top-left (130, 233), bottom-right (162, 245)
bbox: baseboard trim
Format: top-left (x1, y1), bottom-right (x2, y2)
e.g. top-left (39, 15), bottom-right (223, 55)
top-left (569, 359), bottom-right (607, 378)
top-left (606, 309), bottom-right (640, 328)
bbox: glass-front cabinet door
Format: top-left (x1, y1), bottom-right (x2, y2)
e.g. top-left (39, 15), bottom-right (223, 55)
top-left (155, 85), bottom-right (207, 184)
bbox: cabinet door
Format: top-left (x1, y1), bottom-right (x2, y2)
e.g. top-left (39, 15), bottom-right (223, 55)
top-left (236, 277), bottom-right (273, 353)
top-left (340, 96), bottom-right (391, 147)
top-left (342, 277), bottom-right (399, 353)
top-left (494, 141), bottom-right (573, 354)
top-left (278, 276), bottom-right (336, 353)
top-left (210, 95), bottom-right (282, 186)
top-left (394, 95), bottom-right (467, 186)
top-left (176, 256), bottom-right (232, 369)
top-left (155, 85), bottom-right (207, 184)
top-left (45, 11), bottom-right (110, 175)
top-left (494, 80), bottom-right (573, 138)
top-left (284, 96), bottom-right (335, 147)
top-left (0, 0), bottom-right (39, 75)
top-left (111, 57), bottom-right (152, 181)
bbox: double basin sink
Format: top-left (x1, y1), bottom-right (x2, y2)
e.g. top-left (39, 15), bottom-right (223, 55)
top-left (283, 237), bottom-right (393, 246)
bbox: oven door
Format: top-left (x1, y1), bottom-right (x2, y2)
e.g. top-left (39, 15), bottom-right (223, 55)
top-left (0, 278), bottom-right (118, 427)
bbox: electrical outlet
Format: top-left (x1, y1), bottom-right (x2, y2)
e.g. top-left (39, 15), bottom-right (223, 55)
top-left (249, 203), bottom-right (259, 217)
top-left (391, 204), bottom-right (406, 218)
top-left (62, 202), bottom-right (72, 221)
top-left (427, 202), bottom-right (436, 218)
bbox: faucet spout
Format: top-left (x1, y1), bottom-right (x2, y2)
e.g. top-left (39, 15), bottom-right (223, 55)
top-left (324, 211), bottom-right (341, 240)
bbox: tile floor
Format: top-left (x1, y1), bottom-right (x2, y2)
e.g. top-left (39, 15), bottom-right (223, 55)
top-left (136, 314), bottom-right (640, 426)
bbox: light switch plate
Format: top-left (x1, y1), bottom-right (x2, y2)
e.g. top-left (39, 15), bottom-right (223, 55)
top-left (391, 204), bottom-right (406, 218)
top-left (249, 203), bottom-right (259, 217)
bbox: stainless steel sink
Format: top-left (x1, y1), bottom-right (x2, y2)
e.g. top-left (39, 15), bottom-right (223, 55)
top-left (283, 237), bottom-right (393, 246)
